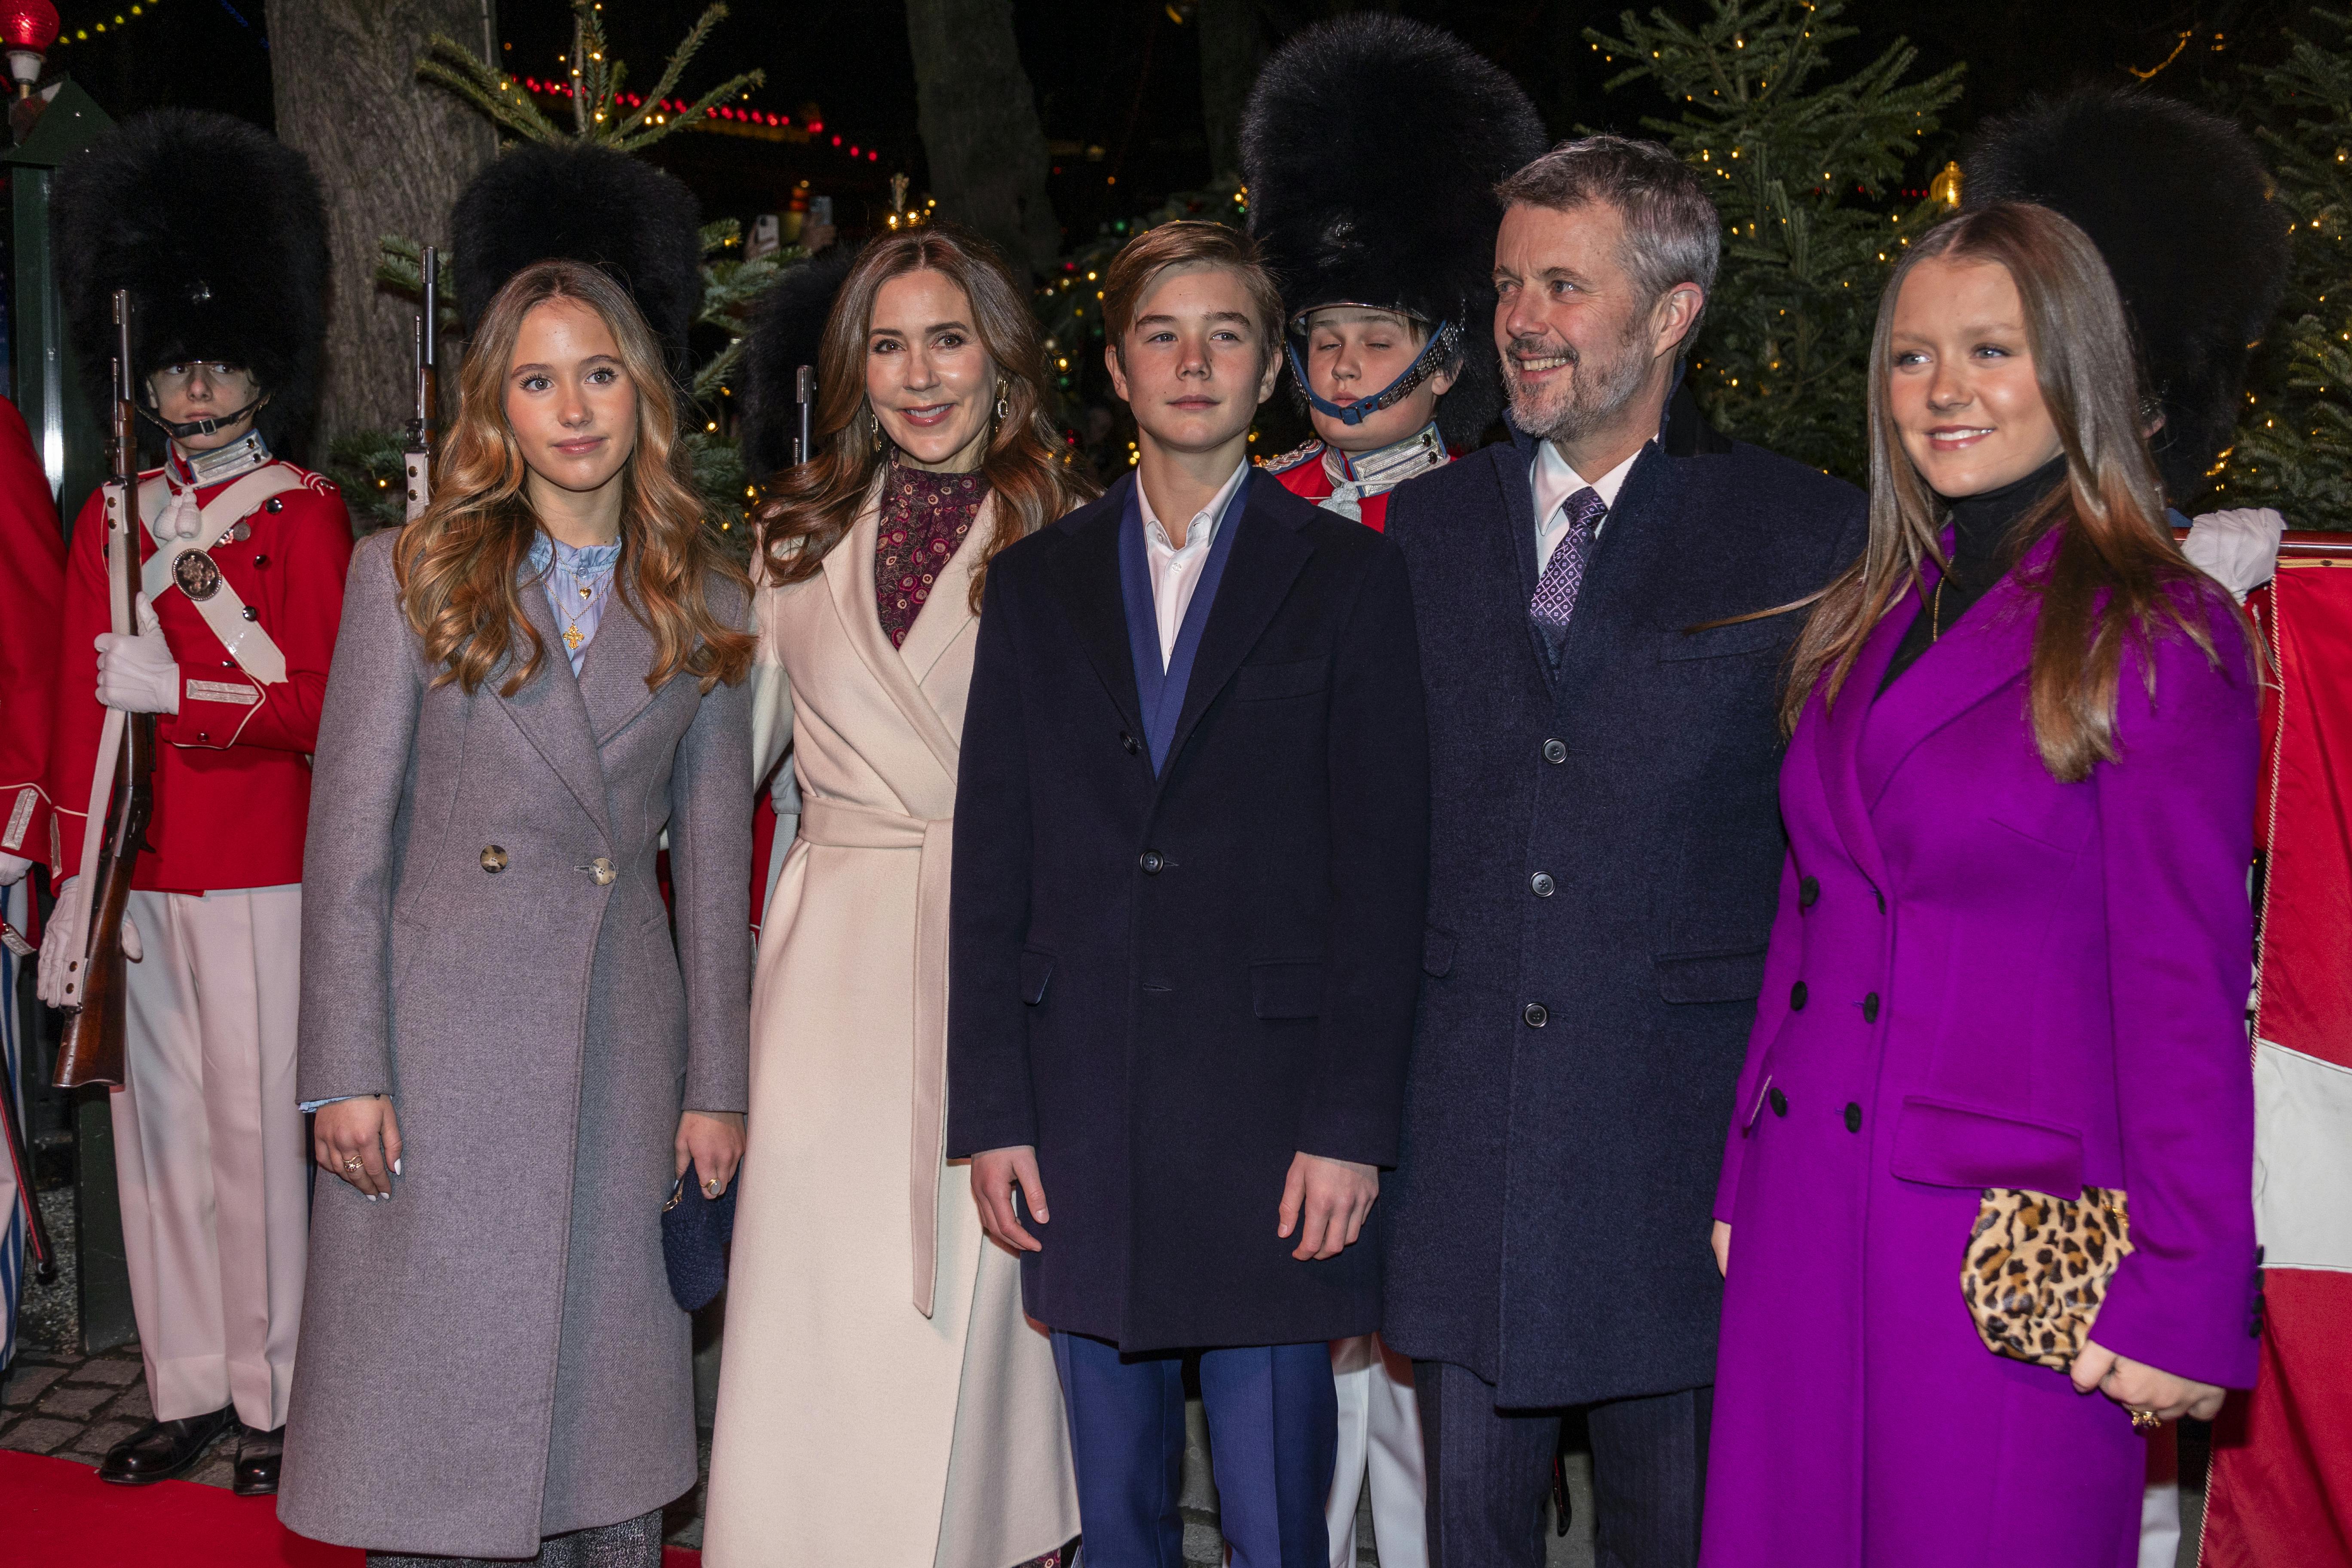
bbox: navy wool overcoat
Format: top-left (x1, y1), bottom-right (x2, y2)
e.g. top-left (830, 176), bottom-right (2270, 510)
top-left (1379, 399), bottom-right (1866, 1407)
top-left (947, 472), bottom-right (1430, 1353)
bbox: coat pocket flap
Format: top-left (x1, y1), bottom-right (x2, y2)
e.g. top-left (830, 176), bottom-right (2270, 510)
top-left (1659, 619), bottom-right (1787, 662)
top-left (1250, 960), bottom-right (1324, 1019)
top-left (1654, 947), bottom-right (1767, 1003)
top-left (1889, 1097), bottom-right (2085, 1197)
top-left (1234, 658), bottom-right (1328, 701)
top-left (1422, 926), bottom-right (1457, 978)
top-left (1019, 949), bottom-right (1054, 1006)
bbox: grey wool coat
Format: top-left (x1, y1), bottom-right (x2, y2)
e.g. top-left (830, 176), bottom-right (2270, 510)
top-left (276, 531), bottom-right (751, 1558)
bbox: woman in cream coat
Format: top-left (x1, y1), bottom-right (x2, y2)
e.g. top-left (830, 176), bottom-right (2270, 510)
top-left (702, 227), bottom-right (1095, 1568)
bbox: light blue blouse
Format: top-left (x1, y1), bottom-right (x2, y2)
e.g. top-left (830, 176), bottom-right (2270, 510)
top-left (529, 531), bottom-right (623, 675)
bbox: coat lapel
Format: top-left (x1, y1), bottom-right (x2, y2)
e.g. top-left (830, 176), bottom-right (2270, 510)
top-left (1494, 428), bottom-right (1556, 683)
top-left (496, 582), bottom-right (614, 842)
top-left (822, 484), bottom-right (963, 781)
top-left (1810, 579), bottom-right (1910, 892)
top-left (1047, 480), bottom-right (1145, 741)
top-left (1161, 478), bottom-right (1315, 776)
top-left (1549, 441), bottom-right (1672, 697)
top-left (893, 493), bottom-right (987, 686)
top-left (576, 571), bottom-right (660, 745)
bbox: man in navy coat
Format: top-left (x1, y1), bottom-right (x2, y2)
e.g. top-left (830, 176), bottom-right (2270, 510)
top-left (1378, 138), bottom-right (1867, 1565)
top-left (948, 220), bottom-right (1430, 1565)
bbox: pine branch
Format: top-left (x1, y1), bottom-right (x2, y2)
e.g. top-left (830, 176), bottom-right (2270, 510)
top-left (416, 33), bottom-right (567, 144)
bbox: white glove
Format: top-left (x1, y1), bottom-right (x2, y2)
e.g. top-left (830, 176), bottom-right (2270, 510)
top-left (94, 593), bottom-right (181, 715)
top-left (0, 851), bottom-right (29, 887)
top-left (150, 484), bottom-right (201, 543)
top-left (2183, 508), bottom-right (2287, 604)
top-left (36, 876), bottom-right (143, 1008)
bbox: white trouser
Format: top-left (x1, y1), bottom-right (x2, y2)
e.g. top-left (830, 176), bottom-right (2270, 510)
top-left (113, 885), bottom-right (306, 1430)
top-left (1327, 1333), bottom-right (1427, 1568)
top-left (2139, 1424), bottom-right (2181, 1568)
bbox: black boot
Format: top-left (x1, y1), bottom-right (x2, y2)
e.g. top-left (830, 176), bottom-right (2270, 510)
top-left (232, 1423), bottom-right (284, 1497)
top-left (98, 1406), bottom-right (234, 1485)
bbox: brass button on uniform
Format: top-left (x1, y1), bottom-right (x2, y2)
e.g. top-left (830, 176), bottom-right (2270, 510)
top-left (588, 857), bottom-right (616, 885)
top-left (480, 846), bottom-right (508, 873)
top-left (1523, 1002), bottom-right (1548, 1028)
top-left (1542, 738), bottom-right (1568, 764)
top-left (1790, 981), bottom-right (1808, 1011)
top-left (1530, 872), bottom-right (1556, 897)
top-left (1862, 992), bottom-right (1880, 1023)
top-left (1798, 876), bottom-right (1820, 909)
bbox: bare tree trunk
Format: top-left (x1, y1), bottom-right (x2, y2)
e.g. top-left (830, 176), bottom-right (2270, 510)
top-left (264, 0), bottom-right (497, 447)
top-left (1197, 0), bottom-right (1266, 182)
top-left (903, 0), bottom-right (1060, 279)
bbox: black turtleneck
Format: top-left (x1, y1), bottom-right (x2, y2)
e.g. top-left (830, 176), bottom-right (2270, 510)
top-left (1878, 454), bottom-right (2067, 692)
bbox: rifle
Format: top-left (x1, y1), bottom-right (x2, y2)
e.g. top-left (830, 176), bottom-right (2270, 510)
top-left (0, 1042), bottom-right (55, 1283)
top-left (52, 290), bottom-right (155, 1090)
top-left (402, 245), bottom-right (440, 524)
top-left (793, 364), bottom-right (815, 466)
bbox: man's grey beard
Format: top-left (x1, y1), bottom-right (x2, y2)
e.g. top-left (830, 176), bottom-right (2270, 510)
top-left (1502, 323), bottom-right (1653, 445)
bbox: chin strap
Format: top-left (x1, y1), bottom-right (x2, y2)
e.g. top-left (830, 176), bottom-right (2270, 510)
top-left (138, 394), bottom-right (268, 443)
top-left (1285, 319), bottom-right (1462, 427)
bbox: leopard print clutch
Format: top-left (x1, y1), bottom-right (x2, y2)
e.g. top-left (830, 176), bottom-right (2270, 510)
top-left (1962, 1186), bottom-right (2132, 1371)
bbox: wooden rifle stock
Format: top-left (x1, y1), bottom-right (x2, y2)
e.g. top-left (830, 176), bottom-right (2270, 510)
top-left (55, 290), bottom-right (156, 1089)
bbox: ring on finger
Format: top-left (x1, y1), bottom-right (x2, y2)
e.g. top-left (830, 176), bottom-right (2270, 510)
top-left (342, 1155), bottom-right (363, 1172)
top-left (2130, 1408), bottom-right (2162, 1434)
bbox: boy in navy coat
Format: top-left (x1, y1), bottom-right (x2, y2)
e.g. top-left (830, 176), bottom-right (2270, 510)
top-left (947, 221), bottom-right (1430, 1565)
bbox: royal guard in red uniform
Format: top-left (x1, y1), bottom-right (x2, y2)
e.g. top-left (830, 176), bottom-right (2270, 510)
top-left (1246, 17), bottom-right (1541, 547)
top-left (36, 108), bottom-right (340, 1495)
top-left (1240, 18), bottom-right (1547, 1566)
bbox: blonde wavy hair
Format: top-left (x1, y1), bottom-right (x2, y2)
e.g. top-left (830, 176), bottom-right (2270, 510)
top-left (395, 258), bottom-right (754, 696)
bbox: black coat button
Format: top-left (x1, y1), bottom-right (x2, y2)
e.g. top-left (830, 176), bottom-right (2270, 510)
top-left (1768, 1086), bottom-right (1788, 1118)
top-left (1542, 738), bottom-right (1568, 764)
top-left (241, 605), bottom-right (259, 621)
top-left (1862, 992), bottom-right (1880, 1023)
top-left (264, 496), bottom-right (284, 513)
top-left (1523, 1003), bottom-right (1548, 1028)
top-left (1120, 732), bottom-right (1139, 755)
top-left (1790, 981), bottom-right (1808, 1011)
top-left (252, 553), bottom-right (268, 567)
top-left (1844, 1102), bottom-right (1863, 1133)
top-left (1798, 876), bottom-right (1820, 909)
top-left (1138, 850), bottom-right (1164, 874)
top-left (1530, 872), bottom-right (1555, 897)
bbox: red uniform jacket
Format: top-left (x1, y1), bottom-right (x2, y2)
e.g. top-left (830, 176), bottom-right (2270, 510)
top-left (1268, 441), bottom-right (1396, 532)
top-left (47, 454), bottom-right (353, 893)
top-left (0, 397), bottom-right (64, 864)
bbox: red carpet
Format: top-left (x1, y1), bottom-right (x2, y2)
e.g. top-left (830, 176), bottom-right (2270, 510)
top-left (0, 1450), bottom-right (701, 1566)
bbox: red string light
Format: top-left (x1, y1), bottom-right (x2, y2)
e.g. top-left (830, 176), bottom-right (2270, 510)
top-left (509, 78), bottom-right (893, 162)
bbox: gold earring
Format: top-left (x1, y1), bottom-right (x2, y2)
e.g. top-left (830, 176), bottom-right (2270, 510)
top-left (869, 407), bottom-right (883, 455)
top-left (994, 381), bottom-right (1011, 422)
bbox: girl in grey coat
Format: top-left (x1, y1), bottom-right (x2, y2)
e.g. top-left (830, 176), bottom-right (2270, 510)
top-left (277, 259), bottom-right (755, 1565)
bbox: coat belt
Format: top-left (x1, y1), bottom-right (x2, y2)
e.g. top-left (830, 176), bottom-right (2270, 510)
top-left (795, 795), bottom-right (956, 1318)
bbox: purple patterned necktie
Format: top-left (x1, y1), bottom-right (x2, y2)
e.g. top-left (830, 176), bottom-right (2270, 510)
top-left (1530, 486), bottom-right (1607, 661)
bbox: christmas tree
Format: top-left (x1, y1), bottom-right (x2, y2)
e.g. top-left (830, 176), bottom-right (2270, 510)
top-left (2210, 6), bottom-right (2352, 529)
top-left (1586, 0), bottom-right (1963, 482)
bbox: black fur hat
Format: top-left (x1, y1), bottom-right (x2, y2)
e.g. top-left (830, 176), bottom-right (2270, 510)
top-left (1243, 15), bottom-right (1547, 446)
top-left (55, 108), bottom-right (329, 459)
top-left (452, 142), bottom-right (703, 380)
top-left (1965, 89), bottom-right (2289, 500)
top-left (736, 243), bottom-right (858, 479)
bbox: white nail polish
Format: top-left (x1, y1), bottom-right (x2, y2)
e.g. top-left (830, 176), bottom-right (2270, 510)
top-left (393, 1159), bottom-right (402, 1176)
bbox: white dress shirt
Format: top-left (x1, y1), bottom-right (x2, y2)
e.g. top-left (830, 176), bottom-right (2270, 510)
top-left (1532, 439), bottom-right (1646, 572)
top-left (1138, 458), bottom-right (1251, 667)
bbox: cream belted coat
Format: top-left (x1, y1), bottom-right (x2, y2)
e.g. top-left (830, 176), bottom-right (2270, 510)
top-left (701, 485), bottom-right (1078, 1568)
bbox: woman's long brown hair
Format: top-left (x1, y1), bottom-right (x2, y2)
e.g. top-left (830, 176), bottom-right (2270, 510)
top-left (1782, 202), bottom-right (2233, 782)
top-left (756, 223), bottom-right (1096, 605)
top-left (394, 259), bottom-right (754, 696)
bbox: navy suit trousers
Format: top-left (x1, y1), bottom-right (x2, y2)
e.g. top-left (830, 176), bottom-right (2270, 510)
top-left (1053, 1332), bottom-right (1338, 1568)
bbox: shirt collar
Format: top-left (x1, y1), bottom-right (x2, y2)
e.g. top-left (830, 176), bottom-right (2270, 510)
top-left (527, 530), bottom-right (624, 580)
top-left (1533, 438), bottom-right (1647, 528)
top-left (1137, 456), bottom-right (1251, 554)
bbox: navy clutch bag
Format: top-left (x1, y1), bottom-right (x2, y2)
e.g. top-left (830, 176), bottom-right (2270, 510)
top-left (662, 1167), bottom-right (737, 1313)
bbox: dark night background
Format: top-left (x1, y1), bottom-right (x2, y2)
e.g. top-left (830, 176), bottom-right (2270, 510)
top-left (35, 0), bottom-right (2322, 247)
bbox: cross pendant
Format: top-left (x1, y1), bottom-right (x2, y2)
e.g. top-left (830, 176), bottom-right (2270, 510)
top-left (563, 627), bottom-right (584, 652)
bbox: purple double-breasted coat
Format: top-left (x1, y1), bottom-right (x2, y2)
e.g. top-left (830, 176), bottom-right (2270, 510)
top-left (1702, 539), bottom-right (2263, 1568)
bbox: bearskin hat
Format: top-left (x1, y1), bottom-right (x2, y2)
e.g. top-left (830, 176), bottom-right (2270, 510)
top-left (736, 242), bottom-right (858, 480)
top-left (452, 142), bottom-right (704, 380)
top-left (1243, 15), bottom-right (1547, 446)
top-left (1965, 89), bottom-right (2289, 500)
top-left (55, 108), bottom-right (329, 459)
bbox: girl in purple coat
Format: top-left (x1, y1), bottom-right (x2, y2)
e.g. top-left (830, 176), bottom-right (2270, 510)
top-left (1702, 202), bottom-right (2261, 1567)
